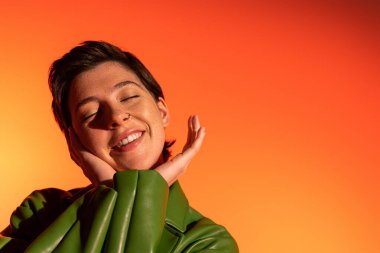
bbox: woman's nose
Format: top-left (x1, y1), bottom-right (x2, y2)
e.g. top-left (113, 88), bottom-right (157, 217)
top-left (108, 108), bottom-right (131, 129)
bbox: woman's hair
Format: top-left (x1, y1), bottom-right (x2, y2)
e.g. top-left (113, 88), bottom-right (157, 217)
top-left (49, 40), bottom-right (174, 161)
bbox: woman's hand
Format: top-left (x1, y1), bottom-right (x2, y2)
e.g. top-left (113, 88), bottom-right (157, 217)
top-left (67, 128), bottom-right (116, 186)
top-left (155, 115), bottom-right (206, 186)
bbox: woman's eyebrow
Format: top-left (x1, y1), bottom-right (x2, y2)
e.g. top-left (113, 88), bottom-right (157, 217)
top-left (75, 80), bottom-right (139, 112)
top-left (75, 96), bottom-right (98, 112)
top-left (112, 80), bottom-right (139, 92)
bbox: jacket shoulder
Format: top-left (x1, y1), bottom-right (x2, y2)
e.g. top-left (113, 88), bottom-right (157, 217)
top-left (4, 187), bottom-right (79, 242)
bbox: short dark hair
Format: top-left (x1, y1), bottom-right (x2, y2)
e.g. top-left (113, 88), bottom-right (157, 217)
top-left (49, 40), bottom-right (174, 161)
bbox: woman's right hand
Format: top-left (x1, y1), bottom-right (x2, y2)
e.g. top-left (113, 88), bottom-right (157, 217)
top-left (66, 128), bottom-right (116, 186)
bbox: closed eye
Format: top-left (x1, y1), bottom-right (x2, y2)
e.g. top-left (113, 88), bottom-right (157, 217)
top-left (121, 95), bottom-right (139, 102)
top-left (82, 112), bottom-right (97, 123)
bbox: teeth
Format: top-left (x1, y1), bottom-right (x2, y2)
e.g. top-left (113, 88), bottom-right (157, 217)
top-left (116, 132), bottom-right (142, 148)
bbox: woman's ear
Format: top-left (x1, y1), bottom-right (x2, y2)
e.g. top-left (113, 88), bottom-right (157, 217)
top-left (157, 97), bottom-right (170, 127)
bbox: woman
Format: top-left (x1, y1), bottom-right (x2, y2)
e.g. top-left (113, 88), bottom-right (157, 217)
top-left (0, 41), bottom-right (238, 252)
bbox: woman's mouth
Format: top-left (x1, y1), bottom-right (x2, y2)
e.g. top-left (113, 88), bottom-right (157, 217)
top-left (112, 131), bottom-right (144, 152)
top-left (115, 131), bottom-right (142, 148)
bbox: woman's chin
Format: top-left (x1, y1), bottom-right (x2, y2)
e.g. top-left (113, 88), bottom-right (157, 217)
top-left (114, 152), bottom-right (165, 171)
top-left (114, 160), bottom-right (156, 171)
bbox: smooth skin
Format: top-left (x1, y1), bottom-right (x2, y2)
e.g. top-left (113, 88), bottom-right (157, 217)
top-left (67, 61), bottom-right (205, 186)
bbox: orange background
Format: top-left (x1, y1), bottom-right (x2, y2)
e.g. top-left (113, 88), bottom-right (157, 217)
top-left (0, 1), bottom-right (379, 252)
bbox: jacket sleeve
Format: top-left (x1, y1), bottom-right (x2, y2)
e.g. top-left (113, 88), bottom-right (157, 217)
top-left (103, 169), bottom-right (168, 253)
top-left (0, 170), bottom-right (169, 253)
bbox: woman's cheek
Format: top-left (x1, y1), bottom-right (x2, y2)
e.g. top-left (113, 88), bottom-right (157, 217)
top-left (82, 131), bottom-right (101, 152)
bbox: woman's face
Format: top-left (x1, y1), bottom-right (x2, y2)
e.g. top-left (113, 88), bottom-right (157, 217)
top-left (68, 61), bottom-right (170, 171)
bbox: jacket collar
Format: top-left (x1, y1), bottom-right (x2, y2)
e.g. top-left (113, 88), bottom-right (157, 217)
top-left (165, 181), bottom-right (189, 233)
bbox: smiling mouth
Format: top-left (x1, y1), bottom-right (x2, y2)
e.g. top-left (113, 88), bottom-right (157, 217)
top-left (113, 131), bottom-right (143, 149)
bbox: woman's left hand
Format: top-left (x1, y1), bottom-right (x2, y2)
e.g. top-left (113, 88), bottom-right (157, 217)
top-left (155, 115), bottom-right (206, 186)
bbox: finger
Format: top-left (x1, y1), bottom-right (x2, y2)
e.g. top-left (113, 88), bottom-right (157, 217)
top-left (189, 115), bottom-right (195, 143)
top-left (184, 126), bottom-right (206, 157)
top-left (68, 128), bottom-right (90, 169)
top-left (190, 115), bottom-right (197, 141)
top-left (178, 126), bottom-right (206, 164)
top-left (193, 115), bottom-right (200, 132)
top-left (187, 115), bottom-right (194, 143)
top-left (192, 115), bottom-right (202, 143)
top-left (184, 115), bottom-right (204, 152)
top-left (183, 115), bottom-right (194, 151)
top-left (69, 128), bottom-right (85, 152)
top-left (67, 128), bottom-right (81, 165)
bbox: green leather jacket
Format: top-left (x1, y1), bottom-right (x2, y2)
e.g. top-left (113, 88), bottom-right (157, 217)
top-left (0, 170), bottom-right (238, 252)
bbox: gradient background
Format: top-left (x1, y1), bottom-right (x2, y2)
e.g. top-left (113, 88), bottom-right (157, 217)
top-left (0, 1), bottom-right (379, 252)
